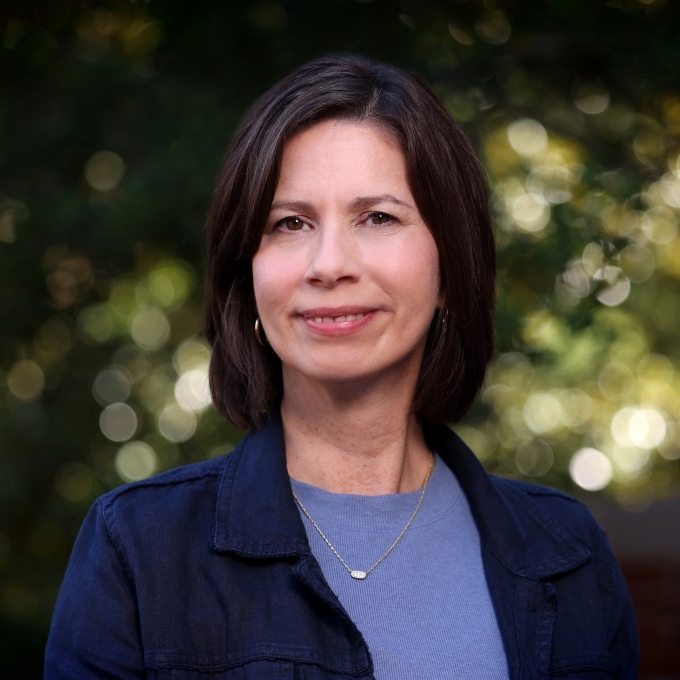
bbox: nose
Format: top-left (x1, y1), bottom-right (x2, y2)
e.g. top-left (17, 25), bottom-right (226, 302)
top-left (304, 221), bottom-right (359, 287)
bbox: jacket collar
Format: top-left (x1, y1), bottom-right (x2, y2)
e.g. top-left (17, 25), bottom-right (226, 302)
top-left (212, 410), bottom-right (591, 578)
top-left (212, 408), bottom-right (310, 557)
top-left (423, 422), bottom-right (591, 579)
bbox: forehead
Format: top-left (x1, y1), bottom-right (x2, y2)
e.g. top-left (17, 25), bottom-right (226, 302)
top-left (275, 120), bottom-right (410, 197)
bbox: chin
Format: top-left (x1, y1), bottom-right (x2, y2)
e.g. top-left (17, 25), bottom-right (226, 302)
top-left (295, 359), bottom-right (377, 384)
top-left (308, 367), bottom-right (378, 384)
top-left (283, 346), bottom-right (413, 386)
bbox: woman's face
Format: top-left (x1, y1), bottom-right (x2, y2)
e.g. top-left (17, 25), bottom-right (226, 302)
top-left (252, 120), bottom-right (441, 388)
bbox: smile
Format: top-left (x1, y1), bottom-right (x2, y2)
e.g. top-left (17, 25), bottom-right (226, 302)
top-left (311, 313), bottom-right (365, 323)
top-left (300, 308), bottom-right (376, 336)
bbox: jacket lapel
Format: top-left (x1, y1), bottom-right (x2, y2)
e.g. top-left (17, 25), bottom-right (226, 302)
top-left (424, 423), bottom-right (591, 578)
top-left (425, 423), bottom-right (591, 680)
top-left (212, 409), bottom-right (309, 557)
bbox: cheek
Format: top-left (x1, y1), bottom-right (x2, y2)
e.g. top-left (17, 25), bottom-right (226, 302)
top-left (251, 249), bottom-right (301, 322)
top-left (376, 231), bottom-right (441, 311)
top-left (251, 250), bottom-right (278, 316)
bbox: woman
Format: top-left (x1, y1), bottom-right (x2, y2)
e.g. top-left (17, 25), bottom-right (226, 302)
top-left (45, 55), bottom-right (638, 679)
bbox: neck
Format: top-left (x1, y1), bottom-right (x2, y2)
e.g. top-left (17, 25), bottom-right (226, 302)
top-left (281, 365), bottom-right (432, 495)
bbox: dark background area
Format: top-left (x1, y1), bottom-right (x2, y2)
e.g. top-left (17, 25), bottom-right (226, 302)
top-left (2, 0), bottom-right (680, 676)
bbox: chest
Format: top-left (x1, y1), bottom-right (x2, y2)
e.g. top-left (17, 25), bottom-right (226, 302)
top-left (299, 507), bottom-right (509, 680)
top-left (133, 549), bottom-right (614, 680)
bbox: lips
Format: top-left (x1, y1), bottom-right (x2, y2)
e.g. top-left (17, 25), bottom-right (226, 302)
top-left (300, 306), bottom-right (375, 320)
top-left (299, 307), bottom-right (376, 336)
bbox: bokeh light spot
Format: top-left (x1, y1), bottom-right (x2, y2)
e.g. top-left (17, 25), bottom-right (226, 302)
top-left (658, 173), bottom-right (680, 208)
top-left (93, 365), bottom-right (132, 405)
top-left (157, 403), bottom-right (197, 442)
top-left (527, 164), bottom-right (578, 204)
top-left (100, 403), bottom-right (138, 442)
top-left (619, 245), bottom-right (655, 283)
top-left (569, 448), bottom-right (613, 491)
top-left (115, 441), bottom-right (157, 482)
top-left (516, 439), bottom-right (554, 476)
top-left (644, 206), bottom-right (678, 244)
top-left (598, 362), bottom-right (635, 400)
top-left (638, 353), bottom-right (674, 385)
top-left (475, 10), bottom-right (511, 45)
top-left (611, 406), bottom-right (667, 449)
top-left (596, 275), bottom-right (630, 307)
top-left (77, 304), bottom-right (114, 343)
top-left (7, 360), bottom-right (44, 401)
top-left (174, 366), bottom-right (211, 413)
top-left (129, 307), bottom-right (170, 351)
top-left (582, 243), bottom-right (605, 277)
top-left (560, 261), bottom-right (593, 299)
top-left (145, 262), bottom-right (195, 308)
top-left (507, 118), bottom-right (548, 157)
top-left (612, 445), bottom-right (650, 476)
top-left (139, 372), bottom-right (173, 413)
top-left (449, 23), bottom-right (473, 45)
top-left (573, 82), bottom-right (610, 114)
top-left (659, 425), bottom-right (680, 460)
top-left (511, 193), bottom-right (550, 232)
top-left (523, 393), bottom-right (563, 433)
top-left (173, 337), bottom-right (211, 374)
top-left (455, 425), bottom-right (495, 459)
top-left (84, 151), bottom-right (126, 191)
top-left (561, 389), bottom-right (595, 430)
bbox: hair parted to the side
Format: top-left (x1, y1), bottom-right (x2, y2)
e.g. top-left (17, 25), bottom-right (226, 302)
top-left (205, 53), bottom-right (496, 430)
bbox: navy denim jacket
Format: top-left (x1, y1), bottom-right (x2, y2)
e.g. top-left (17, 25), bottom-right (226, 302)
top-left (45, 412), bottom-right (638, 679)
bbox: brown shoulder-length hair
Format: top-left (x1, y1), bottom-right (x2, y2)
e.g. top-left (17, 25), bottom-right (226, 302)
top-left (205, 54), bottom-right (495, 430)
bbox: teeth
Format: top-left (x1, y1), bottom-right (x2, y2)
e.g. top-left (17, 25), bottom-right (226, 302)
top-left (310, 312), bottom-right (367, 322)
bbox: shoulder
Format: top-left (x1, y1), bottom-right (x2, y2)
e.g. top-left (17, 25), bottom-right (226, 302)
top-left (490, 475), bottom-right (608, 547)
top-left (100, 455), bottom-right (226, 506)
top-left (96, 456), bottom-right (228, 539)
top-left (487, 476), bottom-right (638, 669)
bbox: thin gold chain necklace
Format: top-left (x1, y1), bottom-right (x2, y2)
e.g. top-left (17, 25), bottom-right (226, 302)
top-left (291, 453), bottom-right (435, 580)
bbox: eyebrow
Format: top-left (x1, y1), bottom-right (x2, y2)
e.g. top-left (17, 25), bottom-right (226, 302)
top-left (349, 194), bottom-right (413, 212)
top-left (269, 194), bottom-right (413, 214)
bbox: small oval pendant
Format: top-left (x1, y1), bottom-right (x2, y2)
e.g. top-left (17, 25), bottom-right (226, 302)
top-left (350, 570), bottom-right (367, 580)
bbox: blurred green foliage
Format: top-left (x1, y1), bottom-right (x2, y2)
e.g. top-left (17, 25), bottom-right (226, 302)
top-left (2, 0), bottom-right (680, 674)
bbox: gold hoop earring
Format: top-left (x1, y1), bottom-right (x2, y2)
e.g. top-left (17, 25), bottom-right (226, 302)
top-left (254, 317), bottom-right (266, 346)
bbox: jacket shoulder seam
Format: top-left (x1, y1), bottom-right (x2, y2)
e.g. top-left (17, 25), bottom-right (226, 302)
top-left (492, 476), bottom-right (579, 502)
top-left (494, 480), bottom-right (593, 572)
top-left (100, 463), bottom-right (224, 509)
top-left (525, 487), bottom-right (582, 502)
top-left (212, 445), bottom-right (246, 548)
top-left (99, 497), bottom-right (137, 587)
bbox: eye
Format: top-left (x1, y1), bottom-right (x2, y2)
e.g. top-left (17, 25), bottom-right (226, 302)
top-left (367, 212), bottom-right (394, 225)
top-left (277, 216), bottom-right (307, 232)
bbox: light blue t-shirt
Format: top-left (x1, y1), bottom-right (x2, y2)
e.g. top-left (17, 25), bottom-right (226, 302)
top-left (290, 453), bottom-right (510, 680)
